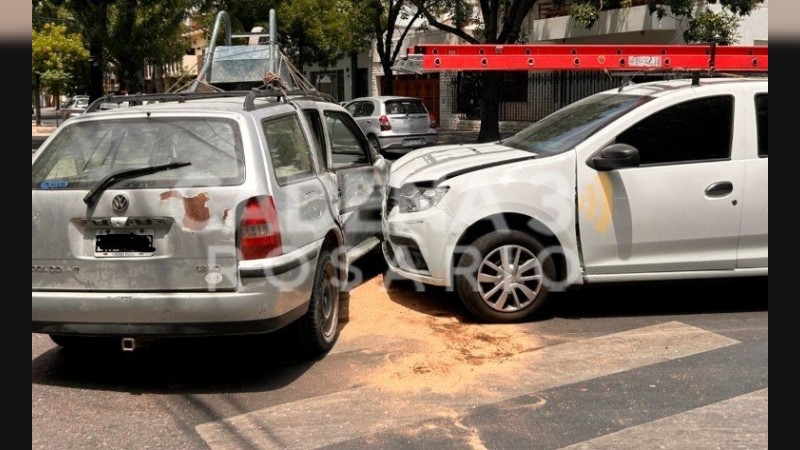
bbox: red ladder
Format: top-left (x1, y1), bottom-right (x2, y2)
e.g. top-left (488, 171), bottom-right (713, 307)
top-left (394, 44), bottom-right (767, 73)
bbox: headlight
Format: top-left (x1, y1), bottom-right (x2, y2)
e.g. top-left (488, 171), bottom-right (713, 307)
top-left (398, 186), bottom-right (449, 213)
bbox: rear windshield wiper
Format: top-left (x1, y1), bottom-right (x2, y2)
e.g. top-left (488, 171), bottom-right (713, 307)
top-left (83, 162), bottom-right (191, 207)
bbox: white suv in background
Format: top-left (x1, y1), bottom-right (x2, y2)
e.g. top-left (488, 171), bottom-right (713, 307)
top-left (345, 96), bottom-right (438, 156)
top-left (382, 77), bottom-right (768, 323)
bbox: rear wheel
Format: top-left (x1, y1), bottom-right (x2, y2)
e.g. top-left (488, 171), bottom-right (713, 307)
top-left (48, 334), bottom-right (118, 351)
top-left (297, 248), bottom-right (340, 354)
top-left (455, 230), bottom-right (556, 323)
top-left (49, 334), bottom-right (85, 347)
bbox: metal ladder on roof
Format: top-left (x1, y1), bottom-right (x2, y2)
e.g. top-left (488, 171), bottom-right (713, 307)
top-left (178, 9), bottom-right (318, 95)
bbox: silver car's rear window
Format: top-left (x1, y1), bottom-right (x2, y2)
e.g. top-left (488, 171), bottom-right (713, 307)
top-left (385, 100), bottom-right (427, 114)
top-left (32, 117), bottom-right (245, 190)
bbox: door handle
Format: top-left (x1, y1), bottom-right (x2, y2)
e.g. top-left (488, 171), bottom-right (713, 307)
top-left (704, 181), bottom-right (733, 197)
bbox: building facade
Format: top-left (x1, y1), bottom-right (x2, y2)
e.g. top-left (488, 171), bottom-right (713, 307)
top-left (305, 0), bottom-right (768, 131)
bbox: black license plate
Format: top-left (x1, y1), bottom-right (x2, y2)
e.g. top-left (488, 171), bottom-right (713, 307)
top-left (95, 230), bottom-right (155, 257)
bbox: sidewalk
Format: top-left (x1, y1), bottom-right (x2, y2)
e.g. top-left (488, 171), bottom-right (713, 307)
top-left (32, 125), bottom-right (56, 137)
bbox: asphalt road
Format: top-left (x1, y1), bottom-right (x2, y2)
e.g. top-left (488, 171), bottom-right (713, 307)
top-left (30, 115), bottom-right (767, 449)
top-left (32, 254), bottom-right (768, 449)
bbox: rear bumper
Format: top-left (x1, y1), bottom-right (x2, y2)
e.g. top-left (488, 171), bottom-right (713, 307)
top-left (32, 242), bottom-right (323, 337)
top-left (378, 132), bottom-right (438, 151)
top-left (32, 305), bottom-right (306, 337)
top-left (31, 287), bottom-right (310, 337)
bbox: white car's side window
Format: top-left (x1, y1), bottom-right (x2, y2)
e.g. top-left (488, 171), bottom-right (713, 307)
top-left (616, 95), bottom-right (734, 165)
top-left (755, 93), bottom-right (768, 158)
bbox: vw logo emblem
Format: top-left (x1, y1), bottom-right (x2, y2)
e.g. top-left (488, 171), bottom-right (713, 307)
top-left (112, 194), bottom-right (129, 213)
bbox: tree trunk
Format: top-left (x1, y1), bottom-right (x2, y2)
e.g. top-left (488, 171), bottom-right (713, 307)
top-left (34, 73), bottom-right (42, 126)
top-left (89, 38), bottom-right (105, 101)
top-left (477, 72), bottom-right (503, 142)
top-left (382, 60), bottom-right (394, 95)
top-left (349, 52), bottom-right (358, 100)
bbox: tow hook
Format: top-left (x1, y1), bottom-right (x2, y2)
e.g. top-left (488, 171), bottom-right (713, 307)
top-left (121, 337), bottom-right (137, 352)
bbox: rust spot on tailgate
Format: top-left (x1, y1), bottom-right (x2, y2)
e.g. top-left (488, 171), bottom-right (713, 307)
top-left (160, 190), bottom-right (211, 230)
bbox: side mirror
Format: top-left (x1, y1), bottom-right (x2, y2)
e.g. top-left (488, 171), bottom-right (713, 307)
top-left (586, 143), bottom-right (640, 171)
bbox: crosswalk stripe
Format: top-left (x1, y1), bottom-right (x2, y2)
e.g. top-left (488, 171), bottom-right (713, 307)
top-left (196, 321), bottom-right (739, 450)
top-left (557, 388), bottom-right (768, 450)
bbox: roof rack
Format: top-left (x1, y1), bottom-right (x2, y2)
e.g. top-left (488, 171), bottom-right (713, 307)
top-left (80, 9), bottom-right (336, 114)
top-left (85, 84), bottom-right (335, 114)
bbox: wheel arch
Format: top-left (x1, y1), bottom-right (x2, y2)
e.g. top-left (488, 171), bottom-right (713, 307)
top-left (452, 212), bottom-right (569, 285)
top-left (321, 228), bottom-right (346, 288)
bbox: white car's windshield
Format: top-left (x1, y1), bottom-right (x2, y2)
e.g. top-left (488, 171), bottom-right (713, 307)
top-left (502, 92), bottom-right (653, 156)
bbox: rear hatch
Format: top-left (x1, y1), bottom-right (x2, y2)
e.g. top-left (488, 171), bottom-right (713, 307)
top-left (31, 114), bottom-right (248, 292)
top-left (385, 99), bottom-right (432, 135)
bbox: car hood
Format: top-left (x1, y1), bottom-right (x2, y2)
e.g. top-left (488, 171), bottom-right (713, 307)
top-left (388, 142), bottom-right (535, 187)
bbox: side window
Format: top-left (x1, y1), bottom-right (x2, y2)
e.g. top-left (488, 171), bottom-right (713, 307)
top-left (616, 95), bottom-right (734, 165)
top-left (755, 93), bottom-right (767, 157)
top-left (361, 102), bottom-right (375, 116)
top-left (324, 111), bottom-right (371, 169)
top-left (346, 102), bottom-right (359, 116)
top-left (263, 115), bottom-right (315, 185)
top-left (302, 108), bottom-right (329, 170)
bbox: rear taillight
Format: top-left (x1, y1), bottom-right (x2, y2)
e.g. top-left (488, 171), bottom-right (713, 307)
top-left (239, 196), bottom-right (282, 260)
top-left (428, 112), bottom-right (437, 128)
top-left (379, 115), bottom-right (391, 131)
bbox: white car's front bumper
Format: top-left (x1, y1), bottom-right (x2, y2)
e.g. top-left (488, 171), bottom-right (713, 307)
top-left (382, 205), bottom-right (467, 287)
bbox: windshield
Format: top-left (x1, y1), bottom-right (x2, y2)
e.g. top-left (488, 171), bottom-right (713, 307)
top-left (501, 92), bottom-right (653, 156)
top-left (32, 117), bottom-right (244, 190)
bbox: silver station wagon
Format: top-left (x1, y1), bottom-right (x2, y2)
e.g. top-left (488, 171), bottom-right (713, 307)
top-left (32, 89), bottom-right (388, 354)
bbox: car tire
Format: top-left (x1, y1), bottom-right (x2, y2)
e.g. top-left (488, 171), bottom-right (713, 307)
top-left (49, 334), bottom-right (84, 347)
top-left (454, 230), bottom-right (556, 323)
top-left (367, 135), bottom-right (381, 154)
top-left (297, 248), bottom-right (340, 354)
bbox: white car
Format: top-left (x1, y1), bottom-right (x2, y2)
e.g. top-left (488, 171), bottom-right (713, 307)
top-left (382, 77), bottom-right (768, 323)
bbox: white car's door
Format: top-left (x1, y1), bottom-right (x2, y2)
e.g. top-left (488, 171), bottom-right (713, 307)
top-left (735, 91), bottom-right (768, 269)
top-left (578, 93), bottom-right (745, 275)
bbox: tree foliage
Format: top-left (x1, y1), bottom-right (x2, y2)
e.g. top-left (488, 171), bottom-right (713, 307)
top-left (198, 0), bottom-right (374, 70)
top-left (104, 0), bottom-right (197, 92)
top-left (278, 0), bottom-right (373, 69)
top-left (38, 0), bottom-right (198, 99)
top-left (367, 0), bottom-right (427, 95)
top-left (32, 22), bottom-right (90, 114)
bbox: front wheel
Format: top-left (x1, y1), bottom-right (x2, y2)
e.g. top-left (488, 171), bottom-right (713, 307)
top-left (297, 248), bottom-right (340, 354)
top-left (455, 230), bottom-right (556, 323)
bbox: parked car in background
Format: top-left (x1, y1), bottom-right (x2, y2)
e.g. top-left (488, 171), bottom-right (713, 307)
top-left (32, 89), bottom-right (389, 355)
top-left (344, 96), bottom-right (438, 156)
top-left (59, 95), bottom-right (90, 119)
top-left (382, 77), bottom-right (768, 323)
